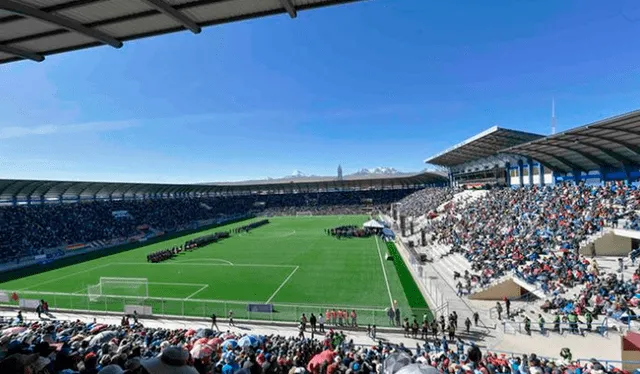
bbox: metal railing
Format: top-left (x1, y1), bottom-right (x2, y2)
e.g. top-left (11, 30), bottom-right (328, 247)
top-left (499, 320), bottom-right (610, 337)
top-left (0, 289), bottom-right (430, 327)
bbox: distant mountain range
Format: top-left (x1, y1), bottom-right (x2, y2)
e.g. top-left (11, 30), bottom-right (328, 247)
top-left (350, 167), bottom-right (405, 176)
top-left (208, 167), bottom-right (426, 185)
top-left (288, 167), bottom-right (406, 179)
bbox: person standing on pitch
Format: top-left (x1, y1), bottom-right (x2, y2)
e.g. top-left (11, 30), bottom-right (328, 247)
top-left (228, 310), bottom-right (235, 327)
top-left (310, 313), bottom-right (317, 332)
top-left (211, 313), bottom-right (219, 330)
top-left (318, 313), bottom-right (325, 333)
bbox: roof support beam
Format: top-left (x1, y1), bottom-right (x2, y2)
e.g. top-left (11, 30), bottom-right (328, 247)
top-left (532, 143), bottom-right (615, 168)
top-left (514, 149), bottom-right (584, 173)
top-left (141, 0), bottom-right (201, 34)
top-left (551, 138), bottom-right (637, 167)
top-left (596, 126), bottom-right (640, 137)
top-left (278, 0), bottom-right (297, 18)
top-left (570, 134), bottom-right (640, 158)
top-left (0, 0), bottom-right (122, 48)
top-left (0, 44), bottom-right (44, 62)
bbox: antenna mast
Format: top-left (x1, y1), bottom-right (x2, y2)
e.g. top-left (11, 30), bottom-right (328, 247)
top-left (551, 98), bottom-right (556, 135)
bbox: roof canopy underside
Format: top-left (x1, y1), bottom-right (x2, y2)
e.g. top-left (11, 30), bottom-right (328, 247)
top-left (425, 126), bottom-right (544, 167)
top-left (0, 172), bottom-right (448, 200)
top-left (503, 110), bottom-right (640, 173)
top-left (0, 0), bottom-right (363, 65)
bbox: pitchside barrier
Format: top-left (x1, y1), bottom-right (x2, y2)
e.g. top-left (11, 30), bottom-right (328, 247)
top-left (0, 290), bottom-right (430, 326)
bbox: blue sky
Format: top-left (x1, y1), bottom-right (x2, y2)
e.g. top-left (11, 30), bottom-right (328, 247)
top-left (2, 0), bottom-right (640, 183)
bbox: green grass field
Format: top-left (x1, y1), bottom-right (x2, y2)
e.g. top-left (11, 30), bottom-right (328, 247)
top-left (0, 215), bottom-right (430, 325)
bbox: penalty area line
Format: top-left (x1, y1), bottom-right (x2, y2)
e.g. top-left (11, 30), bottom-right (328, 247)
top-left (265, 266), bottom-right (299, 303)
top-left (184, 285), bottom-right (209, 300)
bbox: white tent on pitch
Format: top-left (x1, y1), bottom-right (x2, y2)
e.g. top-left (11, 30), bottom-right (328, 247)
top-left (363, 219), bottom-right (384, 229)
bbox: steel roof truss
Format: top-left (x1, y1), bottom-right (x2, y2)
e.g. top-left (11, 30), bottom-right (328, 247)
top-left (141, 0), bottom-right (201, 33)
top-left (0, 0), bottom-right (122, 48)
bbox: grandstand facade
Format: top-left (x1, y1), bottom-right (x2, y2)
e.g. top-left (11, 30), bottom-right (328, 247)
top-left (0, 171), bottom-right (447, 206)
top-left (426, 110), bottom-right (640, 187)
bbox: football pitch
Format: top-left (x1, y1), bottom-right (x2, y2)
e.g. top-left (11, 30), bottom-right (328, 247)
top-left (0, 215), bottom-right (429, 325)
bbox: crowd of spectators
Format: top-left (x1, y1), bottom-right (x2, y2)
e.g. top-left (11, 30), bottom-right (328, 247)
top-left (0, 189), bottom-right (415, 264)
top-left (412, 182), bottom-right (640, 323)
top-left (395, 188), bottom-right (455, 218)
top-left (0, 313), bottom-right (626, 374)
top-left (263, 206), bottom-right (368, 217)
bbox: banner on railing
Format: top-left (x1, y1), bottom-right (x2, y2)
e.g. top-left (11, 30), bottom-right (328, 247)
top-left (247, 304), bottom-right (274, 313)
top-left (19, 299), bottom-right (40, 309)
top-left (0, 292), bottom-right (9, 303)
top-left (65, 243), bottom-right (86, 251)
top-left (124, 305), bottom-right (152, 316)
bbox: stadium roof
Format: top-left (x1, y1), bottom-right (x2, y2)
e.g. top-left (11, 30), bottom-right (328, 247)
top-left (503, 110), bottom-right (640, 173)
top-left (425, 126), bottom-right (544, 167)
top-left (0, 171), bottom-right (448, 200)
top-left (0, 0), bottom-right (363, 65)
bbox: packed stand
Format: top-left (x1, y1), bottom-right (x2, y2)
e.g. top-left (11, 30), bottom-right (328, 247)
top-left (0, 312), bottom-right (626, 374)
top-left (420, 182), bottom-right (640, 317)
top-left (395, 188), bottom-right (455, 218)
top-left (0, 189), bottom-right (414, 264)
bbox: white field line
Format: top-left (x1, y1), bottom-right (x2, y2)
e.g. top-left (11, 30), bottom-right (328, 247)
top-left (19, 264), bottom-right (111, 291)
top-left (374, 236), bottom-right (394, 306)
top-left (265, 266), bottom-right (299, 303)
top-left (174, 258), bottom-right (234, 265)
top-left (281, 230), bottom-right (296, 237)
top-left (72, 281), bottom-right (208, 296)
top-left (113, 262), bottom-right (294, 268)
top-left (150, 282), bottom-right (209, 287)
top-left (184, 285), bottom-right (209, 300)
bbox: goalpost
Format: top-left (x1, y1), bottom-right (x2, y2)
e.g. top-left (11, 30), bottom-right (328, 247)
top-left (88, 277), bottom-right (149, 302)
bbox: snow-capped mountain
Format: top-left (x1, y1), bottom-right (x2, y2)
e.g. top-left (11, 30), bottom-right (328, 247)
top-left (349, 167), bottom-right (404, 176)
top-left (291, 170), bottom-right (308, 178)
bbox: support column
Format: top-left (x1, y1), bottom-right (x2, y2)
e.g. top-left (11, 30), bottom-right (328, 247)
top-left (518, 160), bottom-right (524, 186)
top-left (505, 162), bottom-right (511, 186)
top-left (539, 164), bottom-right (545, 186)
top-left (573, 169), bottom-right (582, 184)
top-left (527, 158), bottom-right (534, 186)
top-left (400, 216), bottom-right (407, 237)
top-left (421, 229), bottom-right (427, 247)
top-left (11, 196), bottom-right (17, 206)
top-left (410, 220), bottom-right (414, 235)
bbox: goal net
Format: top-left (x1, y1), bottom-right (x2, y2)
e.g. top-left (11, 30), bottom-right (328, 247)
top-left (296, 211), bottom-right (313, 216)
top-left (88, 277), bottom-right (149, 302)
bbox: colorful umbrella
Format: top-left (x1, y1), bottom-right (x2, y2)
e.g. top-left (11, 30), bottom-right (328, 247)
top-left (191, 343), bottom-right (214, 359)
top-left (307, 350), bottom-right (336, 372)
top-left (209, 337), bottom-right (223, 346)
top-left (1, 326), bottom-right (26, 336)
top-left (222, 339), bottom-right (238, 351)
top-left (238, 335), bottom-right (258, 348)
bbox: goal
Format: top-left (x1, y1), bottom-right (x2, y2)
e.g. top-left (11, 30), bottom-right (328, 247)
top-left (88, 277), bottom-right (149, 302)
top-left (296, 211), bottom-right (313, 217)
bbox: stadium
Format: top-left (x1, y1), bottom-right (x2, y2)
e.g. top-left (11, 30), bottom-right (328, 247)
top-left (2, 1), bottom-right (640, 374)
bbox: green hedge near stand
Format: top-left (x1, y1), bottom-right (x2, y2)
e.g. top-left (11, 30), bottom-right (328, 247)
top-left (385, 241), bottom-right (432, 320)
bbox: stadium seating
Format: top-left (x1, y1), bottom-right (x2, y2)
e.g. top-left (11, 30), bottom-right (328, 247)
top-left (398, 182), bottom-right (640, 334)
top-left (0, 313), bottom-right (621, 374)
top-left (0, 190), bottom-right (413, 264)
